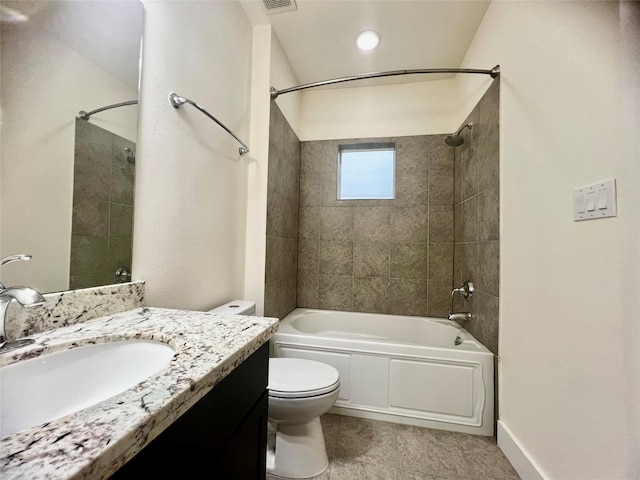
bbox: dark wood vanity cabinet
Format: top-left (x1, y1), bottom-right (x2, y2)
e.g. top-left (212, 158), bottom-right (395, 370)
top-left (111, 343), bottom-right (269, 479)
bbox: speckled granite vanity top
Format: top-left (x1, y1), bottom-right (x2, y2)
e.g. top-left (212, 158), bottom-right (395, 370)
top-left (0, 307), bottom-right (278, 479)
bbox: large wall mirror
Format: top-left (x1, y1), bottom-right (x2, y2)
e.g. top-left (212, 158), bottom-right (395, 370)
top-left (0, 0), bottom-right (144, 293)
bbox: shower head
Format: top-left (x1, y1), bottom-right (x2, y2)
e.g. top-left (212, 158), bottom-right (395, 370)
top-left (445, 122), bottom-right (474, 147)
top-left (124, 147), bottom-right (135, 164)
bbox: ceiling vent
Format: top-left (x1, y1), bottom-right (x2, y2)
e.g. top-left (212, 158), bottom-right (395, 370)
top-left (262, 0), bottom-right (297, 15)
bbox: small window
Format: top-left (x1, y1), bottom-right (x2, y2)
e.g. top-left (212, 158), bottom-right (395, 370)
top-left (338, 143), bottom-right (395, 200)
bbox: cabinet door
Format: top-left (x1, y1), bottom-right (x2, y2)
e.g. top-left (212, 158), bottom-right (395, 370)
top-left (213, 393), bottom-right (268, 479)
top-left (110, 344), bottom-right (269, 479)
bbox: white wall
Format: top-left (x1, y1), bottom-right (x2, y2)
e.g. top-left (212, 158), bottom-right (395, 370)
top-left (0, 20), bottom-right (137, 293)
top-left (243, 26), bottom-right (302, 316)
top-left (457, 2), bottom-right (640, 478)
top-left (271, 33), bottom-right (302, 137)
top-left (244, 25), bottom-right (272, 316)
top-left (133, 0), bottom-right (253, 310)
top-left (298, 78), bottom-right (463, 141)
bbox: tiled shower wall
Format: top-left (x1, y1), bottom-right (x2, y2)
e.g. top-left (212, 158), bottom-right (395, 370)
top-left (70, 119), bottom-right (135, 289)
top-left (265, 80), bottom-right (499, 327)
top-left (453, 79), bottom-right (500, 355)
top-left (297, 135), bottom-right (455, 317)
top-left (264, 103), bottom-right (301, 318)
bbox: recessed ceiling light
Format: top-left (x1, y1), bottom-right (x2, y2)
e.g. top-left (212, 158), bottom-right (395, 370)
top-left (356, 30), bottom-right (380, 51)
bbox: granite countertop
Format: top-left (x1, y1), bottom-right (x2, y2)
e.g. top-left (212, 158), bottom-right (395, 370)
top-left (0, 307), bottom-right (279, 480)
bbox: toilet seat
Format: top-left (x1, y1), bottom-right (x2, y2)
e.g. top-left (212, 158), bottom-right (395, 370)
top-left (268, 358), bottom-right (340, 399)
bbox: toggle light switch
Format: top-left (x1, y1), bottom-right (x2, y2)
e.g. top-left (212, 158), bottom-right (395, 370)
top-left (573, 178), bottom-right (617, 221)
top-left (585, 191), bottom-right (596, 212)
top-left (596, 189), bottom-right (607, 210)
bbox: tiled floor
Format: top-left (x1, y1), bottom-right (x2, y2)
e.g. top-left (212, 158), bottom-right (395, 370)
top-left (267, 414), bottom-right (521, 480)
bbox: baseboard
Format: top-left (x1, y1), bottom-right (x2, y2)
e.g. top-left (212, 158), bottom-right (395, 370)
top-left (497, 420), bottom-right (548, 480)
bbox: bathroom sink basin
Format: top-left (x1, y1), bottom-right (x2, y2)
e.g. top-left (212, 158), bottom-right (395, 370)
top-left (0, 340), bottom-right (174, 437)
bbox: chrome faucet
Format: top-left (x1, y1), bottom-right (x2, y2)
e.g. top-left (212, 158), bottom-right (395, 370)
top-left (0, 287), bottom-right (46, 351)
top-left (0, 254), bottom-right (46, 352)
top-left (0, 254), bottom-right (33, 290)
top-left (448, 312), bottom-right (472, 322)
top-left (448, 280), bottom-right (474, 323)
top-left (451, 280), bottom-right (474, 301)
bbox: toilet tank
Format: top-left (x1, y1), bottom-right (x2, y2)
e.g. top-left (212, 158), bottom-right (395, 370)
top-left (209, 300), bottom-right (256, 315)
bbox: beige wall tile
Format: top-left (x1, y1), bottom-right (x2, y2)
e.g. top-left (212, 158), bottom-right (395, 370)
top-left (390, 207), bottom-right (428, 243)
top-left (429, 206), bottom-right (454, 243)
top-left (459, 242), bottom-right (479, 284)
top-left (296, 133), bottom-right (462, 318)
top-left (390, 243), bottom-right (427, 279)
top-left (430, 136), bottom-right (454, 170)
top-left (477, 241), bottom-right (499, 297)
top-left (460, 197), bottom-right (478, 242)
top-left (478, 80), bottom-right (500, 137)
top-left (319, 241), bottom-right (354, 276)
top-left (354, 207), bottom-right (390, 242)
top-left (394, 135), bottom-right (429, 173)
top-left (300, 172), bottom-right (322, 206)
top-left (394, 169), bottom-right (429, 207)
top-left (320, 207), bottom-right (354, 241)
top-left (265, 102), bottom-right (301, 316)
top-left (265, 236), bottom-right (297, 282)
top-left (475, 291), bottom-right (499, 355)
top-left (479, 187), bottom-right (500, 242)
top-left (265, 275), bottom-right (297, 319)
top-left (428, 243), bottom-right (454, 281)
top-left (388, 278), bottom-right (428, 316)
top-left (299, 207), bottom-right (320, 241)
top-left (297, 274), bottom-right (318, 308)
top-left (266, 191), bottom-right (298, 239)
top-left (477, 128), bottom-right (499, 194)
top-left (353, 241), bottom-right (390, 278)
top-left (427, 280), bottom-right (452, 318)
top-left (297, 239), bottom-right (319, 275)
top-left (319, 275), bottom-right (353, 310)
top-left (460, 154), bottom-right (478, 202)
top-left (354, 277), bottom-right (390, 313)
top-left (452, 79), bottom-right (500, 355)
top-left (429, 169), bottom-right (454, 206)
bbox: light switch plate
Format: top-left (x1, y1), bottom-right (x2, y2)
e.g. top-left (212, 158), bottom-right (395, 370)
top-left (573, 178), bottom-right (617, 221)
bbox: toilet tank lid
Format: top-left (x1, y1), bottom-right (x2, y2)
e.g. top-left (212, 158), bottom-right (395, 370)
top-left (209, 300), bottom-right (255, 315)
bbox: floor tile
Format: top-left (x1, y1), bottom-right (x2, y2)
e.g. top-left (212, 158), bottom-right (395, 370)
top-left (268, 414), bottom-right (520, 480)
top-left (396, 424), bottom-right (471, 479)
top-left (335, 416), bottom-right (399, 465)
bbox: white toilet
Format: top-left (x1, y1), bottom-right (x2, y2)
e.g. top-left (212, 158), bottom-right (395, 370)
top-left (209, 301), bottom-right (340, 479)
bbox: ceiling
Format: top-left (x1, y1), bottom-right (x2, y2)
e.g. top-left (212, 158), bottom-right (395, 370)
top-left (1, 0), bottom-right (143, 90)
top-left (240, 0), bottom-right (491, 89)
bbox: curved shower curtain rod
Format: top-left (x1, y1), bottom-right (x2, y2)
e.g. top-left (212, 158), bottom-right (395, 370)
top-left (168, 92), bottom-right (250, 156)
top-left (78, 100), bottom-right (138, 120)
top-left (270, 65), bottom-right (500, 99)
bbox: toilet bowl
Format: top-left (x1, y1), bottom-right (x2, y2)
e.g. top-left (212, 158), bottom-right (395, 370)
top-left (209, 301), bottom-right (340, 479)
top-left (267, 358), bottom-right (340, 479)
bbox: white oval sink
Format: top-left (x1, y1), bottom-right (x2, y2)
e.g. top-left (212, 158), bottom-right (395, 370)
top-left (0, 340), bottom-right (174, 437)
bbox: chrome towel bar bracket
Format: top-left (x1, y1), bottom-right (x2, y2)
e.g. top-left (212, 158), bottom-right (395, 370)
top-left (168, 92), bottom-right (249, 156)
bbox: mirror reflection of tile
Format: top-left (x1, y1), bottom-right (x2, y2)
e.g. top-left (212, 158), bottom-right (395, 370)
top-left (70, 119), bottom-right (135, 290)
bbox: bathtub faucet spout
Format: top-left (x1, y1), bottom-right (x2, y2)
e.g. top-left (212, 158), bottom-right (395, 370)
top-left (448, 312), bottom-right (472, 322)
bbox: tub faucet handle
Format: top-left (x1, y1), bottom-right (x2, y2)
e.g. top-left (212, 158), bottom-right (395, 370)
top-left (451, 280), bottom-right (474, 301)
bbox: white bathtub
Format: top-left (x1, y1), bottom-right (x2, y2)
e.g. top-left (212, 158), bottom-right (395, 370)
top-left (271, 308), bottom-right (494, 436)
